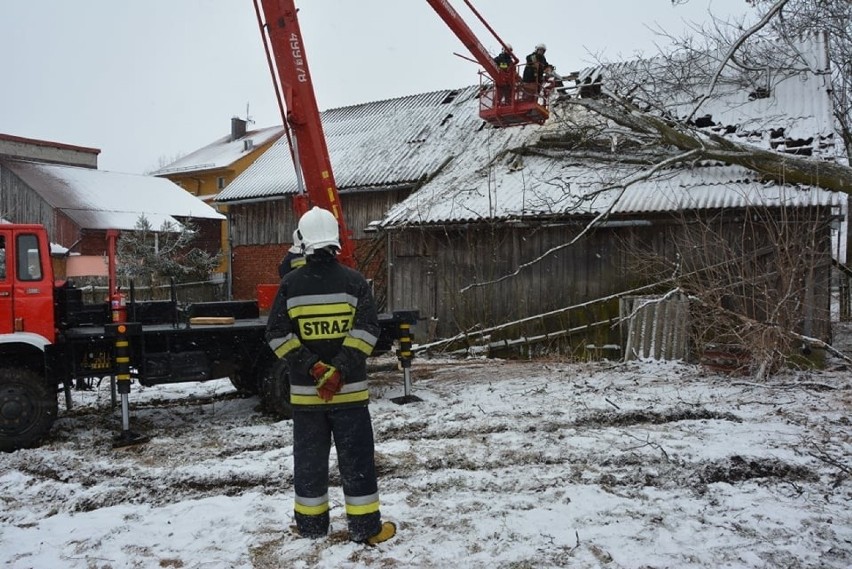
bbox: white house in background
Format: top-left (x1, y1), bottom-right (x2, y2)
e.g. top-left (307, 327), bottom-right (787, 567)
top-left (0, 143), bottom-right (224, 260)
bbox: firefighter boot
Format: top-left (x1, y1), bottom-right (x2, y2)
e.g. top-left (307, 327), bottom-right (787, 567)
top-left (364, 521), bottom-right (396, 546)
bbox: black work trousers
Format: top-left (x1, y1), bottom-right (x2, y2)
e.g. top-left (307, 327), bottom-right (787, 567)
top-left (292, 405), bottom-right (381, 541)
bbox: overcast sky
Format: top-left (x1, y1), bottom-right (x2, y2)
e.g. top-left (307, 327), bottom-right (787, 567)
top-left (1, 0), bottom-right (754, 175)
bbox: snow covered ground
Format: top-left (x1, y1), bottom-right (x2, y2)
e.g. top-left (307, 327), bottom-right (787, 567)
top-left (1, 356), bottom-right (850, 568)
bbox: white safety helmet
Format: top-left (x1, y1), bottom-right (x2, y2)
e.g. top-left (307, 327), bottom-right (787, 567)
top-left (536, 43), bottom-right (547, 51)
top-left (297, 206), bottom-right (341, 255)
top-left (288, 228), bottom-right (303, 254)
top-left (504, 43), bottom-right (512, 52)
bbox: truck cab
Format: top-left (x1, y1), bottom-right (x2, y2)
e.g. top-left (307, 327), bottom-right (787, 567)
top-left (0, 222), bottom-right (283, 453)
top-left (0, 225), bottom-right (56, 343)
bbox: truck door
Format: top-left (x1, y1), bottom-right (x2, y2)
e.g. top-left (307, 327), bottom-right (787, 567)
top-left (0, 233), bottom-right (11, 334)
top-left (12, 231), bottom-right (55, 342)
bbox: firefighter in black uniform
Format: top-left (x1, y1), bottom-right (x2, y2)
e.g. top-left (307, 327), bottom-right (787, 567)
top-left (265, 206), bottom-right (396, 545)
top-left (278, 228), bottom-right (306, 278)
top-left (493, 44), bottom-right (515, 106)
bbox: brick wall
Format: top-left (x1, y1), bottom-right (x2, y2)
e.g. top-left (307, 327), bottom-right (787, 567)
top-left (232, 243), bottom-right (287, 300)
top-left (230, 240), bottom-right (388, 303)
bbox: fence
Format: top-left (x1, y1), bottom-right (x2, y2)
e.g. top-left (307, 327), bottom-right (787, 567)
top-left (620, 294), bottom-right (690, 361)
top-left (79, 280), bottom-right (226, 305)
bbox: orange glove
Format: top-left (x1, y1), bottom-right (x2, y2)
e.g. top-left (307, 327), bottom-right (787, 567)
top-left (310, 361), bottom-right (342, 402)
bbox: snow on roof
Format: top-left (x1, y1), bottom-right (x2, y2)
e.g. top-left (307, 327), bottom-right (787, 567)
top-left (217, 87), bottom-right (535, 202)
top-left (1, 160), bottom-right (224, 231)
top-left (578, 34), bottom-right (838, 158)
top-left (219, 36), bottom-right (844, 228)
top-left (380, 157), bottom-right (846, 227)
top-left (382, 36), bottom-right (843, 227)
top-left (152, 125), bottom-right (285, 176)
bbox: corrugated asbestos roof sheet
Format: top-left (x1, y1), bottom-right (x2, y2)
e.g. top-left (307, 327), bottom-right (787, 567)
top-left (576, 34), bottom-right (838, 156)
top-left (2, 159), bottom-right (224, 231)
top-left (380, 158), bottom-right (845, 227)
top-left (381, 36), bottom-right (845, 227)
top-left (217, 86), bottom-right (535, 202)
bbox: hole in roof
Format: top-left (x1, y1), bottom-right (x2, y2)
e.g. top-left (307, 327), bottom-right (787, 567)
top-left (748, 87), bottom-right (771, 100)
top-left (441, 90), bottom-right (461, 104)
top-left (693, 115), bottom-right (715, 128)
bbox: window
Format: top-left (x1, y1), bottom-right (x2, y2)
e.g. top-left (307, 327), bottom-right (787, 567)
top-left (16, 234), bottom-right (42, 281)
top-left (217, 177), bottom-right (226, 190)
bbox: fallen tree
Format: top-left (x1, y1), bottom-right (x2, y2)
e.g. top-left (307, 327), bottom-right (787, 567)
top-left (542, 94), bottom-right (852, 194)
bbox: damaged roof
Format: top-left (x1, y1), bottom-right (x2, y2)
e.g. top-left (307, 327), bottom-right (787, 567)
top-left (576, 33), bottom-right (838, 157)
top-left (1, 159), bottom-right (224, 231)
top-left (218, 35), bottom-right (845, 228)
top-left (380, 155), bottom-right (845, 227)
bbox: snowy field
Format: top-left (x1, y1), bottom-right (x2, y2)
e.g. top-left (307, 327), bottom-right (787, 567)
top-left (1, 356), bottom-right (850, 569)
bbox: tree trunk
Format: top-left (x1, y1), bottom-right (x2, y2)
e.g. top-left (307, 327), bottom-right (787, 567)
top-left (556, 96), bottom-right (852, 194)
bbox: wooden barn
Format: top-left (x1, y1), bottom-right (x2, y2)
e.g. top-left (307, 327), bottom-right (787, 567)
top-left (379, 155), bottom-right (845, 354)
top-left (375, 36), bottom-right (848, 359)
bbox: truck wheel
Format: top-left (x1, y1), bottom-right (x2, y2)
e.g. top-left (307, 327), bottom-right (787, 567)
top-left (229, 364), bottom-right (260, 396)
top-left (259, 359), bottom-right (292, 420)
top-left (0, 367), bottom-right (58, 452)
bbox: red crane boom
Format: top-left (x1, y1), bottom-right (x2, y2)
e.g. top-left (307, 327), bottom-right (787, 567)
top-left (425, 0), bottom-right (550, 126)
top-left (253, 0), bottom-right (356, 266)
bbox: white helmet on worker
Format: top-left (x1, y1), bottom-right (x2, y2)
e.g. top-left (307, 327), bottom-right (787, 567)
top-left (297, 206), bottom-right (341, 255)
top-left (536, 43), bottom-right (547, 51)
top-left (503, 43), bottom-right (512, 52)
top-left (288, 228), bottom-right (303, 254)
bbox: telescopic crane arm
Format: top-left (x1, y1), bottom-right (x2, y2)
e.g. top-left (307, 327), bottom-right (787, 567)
top-left (424, 0), bottom-right (517, 84)
top-left (253, 0), bottom-right (356, 267)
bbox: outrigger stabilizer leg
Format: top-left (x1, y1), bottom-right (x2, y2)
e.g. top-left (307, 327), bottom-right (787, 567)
top-left (108, 322), bottom-right (149, 448)
top-left (390, 313), bottom-right (422, 405)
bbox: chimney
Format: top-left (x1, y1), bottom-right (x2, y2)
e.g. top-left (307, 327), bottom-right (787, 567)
top-left (231, 117), bottom-right (247, 141)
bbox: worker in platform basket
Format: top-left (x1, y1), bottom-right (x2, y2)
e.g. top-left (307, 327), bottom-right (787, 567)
top-left (523, 42), bottom-right (550, 97)
top-left (278, 228), bottom-right (306, 278)
top-left (493, 43), bottom-right (515, 105)
top-left (265, 206), bottom-right (396, 545)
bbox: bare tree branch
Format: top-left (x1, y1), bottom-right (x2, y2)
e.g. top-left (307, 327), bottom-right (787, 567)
top-left (687, 0), bottom-right (790, 122)
top-left (459, 147), bottom-right (701, 292)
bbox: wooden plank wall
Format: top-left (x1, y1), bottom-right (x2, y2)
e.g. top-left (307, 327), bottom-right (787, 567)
top-left (0, 165), bottom-right (56, 235)
top-left (386, 212), bottom-right (834, 346)
top-left (228, 189), bottom-right (412, 246)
